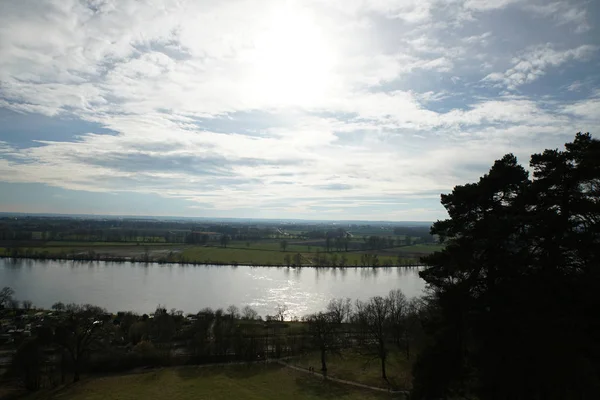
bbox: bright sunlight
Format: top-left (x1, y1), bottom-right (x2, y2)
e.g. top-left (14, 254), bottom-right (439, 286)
top-left (247, 5), bottom-right (337, 107)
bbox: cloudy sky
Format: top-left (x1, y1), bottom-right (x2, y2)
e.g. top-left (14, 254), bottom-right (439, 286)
top-left (0, 0), bottom-right (598, 221)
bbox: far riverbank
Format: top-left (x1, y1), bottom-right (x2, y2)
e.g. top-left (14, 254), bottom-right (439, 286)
top-left (0, 240), bottom-right (439, 267)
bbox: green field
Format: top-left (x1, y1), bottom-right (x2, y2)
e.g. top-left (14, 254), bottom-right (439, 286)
top-left (43, 241), bottom-right (169, 247)
top-left (236, 241), bottom-right (316, 252)
top-left (291, 349), bottom-right (413, 390)
top-left (1, 238), bottom-right (442, 265)
top-left (181, 247), bottom-right (288, 265)
top-left (181, 247), bottom-right (419, 266)
top-left (396, 244), bottom-right (444, 253)
top-left (22, 364), bottom-right (396, 400)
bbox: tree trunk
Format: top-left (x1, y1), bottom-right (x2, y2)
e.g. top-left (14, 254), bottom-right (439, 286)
top-left (60, 352), bottom-right (66, 384)
top-left (73, 359), bottom-right (80, 382)
top-left (320, 348), bottom-right (327, 377)
top-left (381, 354), bottom-right (387, 381)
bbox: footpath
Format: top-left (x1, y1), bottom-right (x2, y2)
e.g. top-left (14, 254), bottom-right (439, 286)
top-left (276, 359), bottom-right (410, 398)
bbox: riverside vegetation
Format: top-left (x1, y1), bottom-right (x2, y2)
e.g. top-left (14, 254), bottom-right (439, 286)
top-left (1, 287), bottom-right (424, 398)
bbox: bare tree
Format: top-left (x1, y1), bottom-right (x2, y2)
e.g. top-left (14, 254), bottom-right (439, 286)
top-left (220, 235), bottom-right (230, 248)
top-left (0, 286), bottom-right (14, 308)
top-left (275, 303), bottom-right (288, 322)
top-left (54, 304), bottom-right (109, 382)
top-left (356, 296), bottom-right (392, 381)
top-left (340, 254), bottom-right (348, 266)
top-left (387, 289), bottom-right (408, 356)
top-left (227, 305), bottom-right (240, 319)
top-left (305, 312), bottom-right (340, 375)
top-left (325, 236), bottom-right (332, 252)
top-left (293, 253), bottom-right (302, 266)
top-left (22, 300), bottom-right (33, 310)
top-left (326, 298), bottom-right (352, 324)
top-left (280, 240), bottom-right (288, 252)
top-left (52, 301), bottom-right (65, 312)
top-left (403, 297), bottom-right (424, 360)
top-left (241, 305), bottom-right (258, 320)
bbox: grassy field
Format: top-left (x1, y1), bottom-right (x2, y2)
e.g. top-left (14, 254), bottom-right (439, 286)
top-left (21, 364), bottom-right (397, 400)
top-left (396, 244), bottom-right (444, 253)
top-left (0, 239), bottom-right (441, 265)
top-left (43, 241), bottom-right (170, 247)
top-left (237, 241), bottom-right (316, 252)
top-left (181, 247), bottom-right (418, 266)
top-left (291, 349), bottom-right (413, 391)
top-left (181, 247), bottom-right (287, 265)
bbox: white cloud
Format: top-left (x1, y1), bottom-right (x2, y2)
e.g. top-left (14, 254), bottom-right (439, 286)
top-left (525, 1), bottom-right (590, 33)
top-left (0, 0), bottom-right (598, 219)
top-left (483, 44), bottom-right (598, 89)
top-left (462, 31), bottom-right (492, 46)
top-left (560, 98), bottom-right (600, 121)
top-left (464, 0), bottom-right (520, 11)
top-left (311, 0), bottom-right (436, 22)
top-left (566, 81), bottom-right (584, 91)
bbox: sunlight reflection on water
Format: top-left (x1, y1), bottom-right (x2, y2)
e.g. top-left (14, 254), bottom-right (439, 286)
top-left (0, 259), bottom-right (426, 318)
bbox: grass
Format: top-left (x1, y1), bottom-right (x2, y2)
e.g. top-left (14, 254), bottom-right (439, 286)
top-left (0, 244), bottom-right (182, 258)
top-left (396, 244), bottom-right (444, 253)
top-left (291, 349), bottom-right (414, 391)
top-left (1, 239), bottom-right (436, 266)
top-left (306, 252), bottom-right (402, 266)
top-left (23, 364), bottom-right (396, 400)
top-left (0, 246), bottom-right (74, 256)
top-left (181, 247), bottom-right (287, 265)
top-left (43, 241), bottom-right (172, 247)
top-left (0, 244), bottom-right (421, 266)
top-left (237, 241), bottom-right (313, 252)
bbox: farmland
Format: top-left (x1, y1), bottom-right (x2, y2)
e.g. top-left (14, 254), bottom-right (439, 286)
top-left (0, 240), bottom-right (442, 266)
top-left (0, 216), bottom-right (442, 266)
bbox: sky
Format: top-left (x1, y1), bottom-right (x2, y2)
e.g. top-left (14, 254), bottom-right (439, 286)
top-left (0, 0), bottom-right (599, 221)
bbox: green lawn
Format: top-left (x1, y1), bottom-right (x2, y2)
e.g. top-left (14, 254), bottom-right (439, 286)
top-left (25, 364), bottom-right (396, 400)
top-left (291, 349), bottom-right (414, 391)
top-left (181, 247), bottom-right (286, 265)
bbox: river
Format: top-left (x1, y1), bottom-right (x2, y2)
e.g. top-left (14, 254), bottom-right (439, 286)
top-left (0, 258), bottom-right (426, 318)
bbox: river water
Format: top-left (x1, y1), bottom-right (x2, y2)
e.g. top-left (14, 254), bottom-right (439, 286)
top-left (0, 259), bottom-right (426, 318)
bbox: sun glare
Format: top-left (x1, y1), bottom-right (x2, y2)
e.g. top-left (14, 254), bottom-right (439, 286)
top-left (248, 6), bottom-right (336, 106)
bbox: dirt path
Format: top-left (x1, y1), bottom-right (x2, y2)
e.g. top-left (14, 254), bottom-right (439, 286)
top-left (276, 360), bottom-right (410, 398)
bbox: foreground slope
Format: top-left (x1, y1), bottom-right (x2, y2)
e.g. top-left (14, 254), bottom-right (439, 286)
top-left (24, 364), bottom-right (398, 400)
